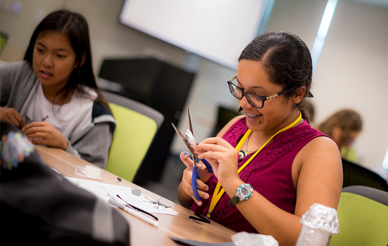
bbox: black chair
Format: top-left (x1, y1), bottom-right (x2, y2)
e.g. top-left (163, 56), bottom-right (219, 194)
top-left (209, 105), bottom-right (243, 137)
top-left (341, 158), bottom-right (388, 191)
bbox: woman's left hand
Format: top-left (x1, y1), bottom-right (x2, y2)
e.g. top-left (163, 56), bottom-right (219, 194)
top-left (194, 137), bottom-right (239, 185)
top-left (22, 122), bottom-right (69, 150)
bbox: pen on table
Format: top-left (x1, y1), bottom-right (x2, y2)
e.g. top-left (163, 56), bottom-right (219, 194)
top-left (108, 199), bottom-right (159, 227)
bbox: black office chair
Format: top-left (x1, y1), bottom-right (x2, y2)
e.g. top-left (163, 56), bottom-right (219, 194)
top-left (209, 105), bottom-right (243, 137)
top-left (341, 158), bottom-right (388, 191)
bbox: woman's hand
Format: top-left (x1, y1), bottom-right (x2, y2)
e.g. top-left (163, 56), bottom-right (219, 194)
top-left (22, 122), bottom-right (68, 150)
top-left (0, 107), bottom-right (26, 129)
top-left (194, 137), bottom-right (240, 185)
top-left (179, 152), bottom-right (211, 206)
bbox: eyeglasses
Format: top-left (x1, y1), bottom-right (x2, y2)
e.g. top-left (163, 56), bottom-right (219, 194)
top-left (227, 76), bottom-right (292, 109)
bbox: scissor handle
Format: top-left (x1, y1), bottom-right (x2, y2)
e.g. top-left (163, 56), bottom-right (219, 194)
top-left (192, 166), bottom-right (201, 200)
top-left (199, 158), bottom-right (213, 173)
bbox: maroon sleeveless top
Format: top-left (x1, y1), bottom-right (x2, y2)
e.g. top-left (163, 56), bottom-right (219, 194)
top-left (191, 117), bottom-right (328, 233)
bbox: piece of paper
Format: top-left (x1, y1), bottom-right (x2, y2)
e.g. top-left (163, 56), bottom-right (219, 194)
top-left (66, 177), bottom-right (177, 216)
top-left (132, 189), bottom-right (142, 196)
top-left (74, 165), bottom-right (104, 180)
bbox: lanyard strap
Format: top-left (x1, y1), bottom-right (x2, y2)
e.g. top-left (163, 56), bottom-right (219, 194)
top-left (207, 112), bottom-right (302, 218)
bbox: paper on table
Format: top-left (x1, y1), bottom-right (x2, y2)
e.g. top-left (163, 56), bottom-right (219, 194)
top-left (74, 165), bottom-right (103, 179)
top-left (66, 177), bottom-right (177, 216)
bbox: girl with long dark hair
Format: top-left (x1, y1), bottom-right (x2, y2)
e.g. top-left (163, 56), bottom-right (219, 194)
top-left (0, 10), bottom-right (115, 168)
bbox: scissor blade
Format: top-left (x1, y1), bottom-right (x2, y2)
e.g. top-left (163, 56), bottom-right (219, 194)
top-left (188, 108), bottom-right (194, 136)
top-left (171, 123), bottom-right (196, 156)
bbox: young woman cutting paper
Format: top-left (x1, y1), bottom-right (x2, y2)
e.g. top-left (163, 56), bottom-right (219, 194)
top-left (177, 31), bottom-right (343, 246)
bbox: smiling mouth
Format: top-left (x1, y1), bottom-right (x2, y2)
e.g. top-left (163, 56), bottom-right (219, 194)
top-left (245, 113), bottom-right (262, 119)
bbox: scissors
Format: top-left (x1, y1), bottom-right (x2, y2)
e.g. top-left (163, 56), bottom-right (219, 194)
top-left (171, 108), bottom-right (213, 201)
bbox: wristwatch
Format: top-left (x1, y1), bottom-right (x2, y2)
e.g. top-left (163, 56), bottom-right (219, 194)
top-left (228, 183), bottom-right (253, 206)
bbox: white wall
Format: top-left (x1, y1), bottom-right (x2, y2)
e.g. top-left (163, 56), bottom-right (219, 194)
top-left (1, 0), bottom-right (387, 175)
top-left (0, 0), bottom-right (238, 158)
top-left (266, 0), bottom-right (388, 175)
top-left (314, 0), bottom-right (388, 175)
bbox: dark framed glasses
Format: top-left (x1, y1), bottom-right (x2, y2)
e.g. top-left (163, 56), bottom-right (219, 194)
top-left (227, 76), bottom-right (291, 109)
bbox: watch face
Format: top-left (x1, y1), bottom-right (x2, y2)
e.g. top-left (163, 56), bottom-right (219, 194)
top-left (241, 187), bottom-right (250, 196)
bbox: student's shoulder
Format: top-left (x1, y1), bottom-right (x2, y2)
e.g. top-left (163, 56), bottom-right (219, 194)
top-left (0, 60), bottom-right (31, 71)
top-left (299, 135), bottom-right (341, 168)
top-left (91, 100), bottom-right (116, 133)
top-left (0, 61), bottom-right (33, 77)
top-left (92, 100), bottom-right (111, 118)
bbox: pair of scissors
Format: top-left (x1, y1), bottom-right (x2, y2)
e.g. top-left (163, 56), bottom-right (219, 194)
top-left (171, 108), bottom-right (213, 201)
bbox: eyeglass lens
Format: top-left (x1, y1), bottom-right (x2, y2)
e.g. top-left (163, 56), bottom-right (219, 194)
top-left (228, 82), bottom-right (264, 109)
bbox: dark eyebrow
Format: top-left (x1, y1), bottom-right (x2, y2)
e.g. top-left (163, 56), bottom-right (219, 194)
top-left (36, 42), bottom-right (69, 52)
top-left (36, 42), bottom-right (46, 48)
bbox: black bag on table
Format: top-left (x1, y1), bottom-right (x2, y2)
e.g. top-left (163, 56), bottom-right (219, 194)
top-left (0, 122), bottom-right (130, 246)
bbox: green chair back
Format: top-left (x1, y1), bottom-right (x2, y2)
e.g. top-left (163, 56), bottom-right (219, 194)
top-left (329, 192), bottom-right (388, 246)
top-left (105, 102), bottom-right (157, 182)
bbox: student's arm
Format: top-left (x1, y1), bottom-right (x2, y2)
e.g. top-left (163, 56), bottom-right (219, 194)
top-left (0, 64), bottom-right (25, 129)
top-left (0, 61), bottom-right (36, 109)
top-left (0, 63), bottom-right (13, 107)
top-left (69, 123), bottom-right (113, 169)
top-left (196, 136), bottom-right (342, 246)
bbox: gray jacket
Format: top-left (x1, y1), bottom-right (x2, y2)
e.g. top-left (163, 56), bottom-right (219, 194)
top-left (0, 61), bottom-right (115, 168)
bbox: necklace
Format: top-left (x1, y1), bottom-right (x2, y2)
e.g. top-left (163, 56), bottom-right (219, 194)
top-left (238, 134), bottom-right (258, 161)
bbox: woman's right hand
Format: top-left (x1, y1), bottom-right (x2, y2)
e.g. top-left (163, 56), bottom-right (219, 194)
top-left (179, 152), bottom-right (211, 206)
top-left (0, 107), bottom-right (25, 129)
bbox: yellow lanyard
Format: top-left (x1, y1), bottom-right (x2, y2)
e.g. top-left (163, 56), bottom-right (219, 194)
top-left (207, 112), bottom-right (302, 218)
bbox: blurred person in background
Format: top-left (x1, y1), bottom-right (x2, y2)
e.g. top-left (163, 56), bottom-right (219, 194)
top-left (317, 109), bottom-right (363, 163)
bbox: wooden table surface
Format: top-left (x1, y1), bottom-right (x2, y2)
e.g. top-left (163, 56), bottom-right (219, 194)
top-left (35, 145), bottom-right (236, 246)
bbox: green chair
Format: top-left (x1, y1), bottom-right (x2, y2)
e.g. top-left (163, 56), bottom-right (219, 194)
top-left (329, 187), bottom-right (388, 246)
top-left (342, 185), bottom-right (388, 206)
top-left (103, 91), bottom-right (164, 182)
